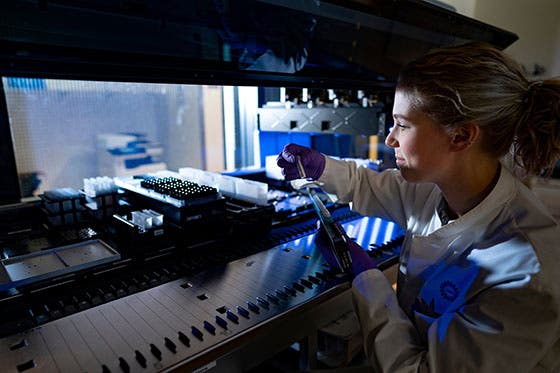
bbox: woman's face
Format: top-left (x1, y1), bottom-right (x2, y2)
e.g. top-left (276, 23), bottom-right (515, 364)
top-left (386, 90), bottom-right (454, 183)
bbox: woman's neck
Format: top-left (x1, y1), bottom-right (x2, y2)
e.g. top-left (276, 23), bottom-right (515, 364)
top-left (439, 160), bottom-right (501, 217)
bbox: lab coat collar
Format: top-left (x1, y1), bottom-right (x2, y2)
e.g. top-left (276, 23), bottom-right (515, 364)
top-left (420, 164), bottom-right (515, 242)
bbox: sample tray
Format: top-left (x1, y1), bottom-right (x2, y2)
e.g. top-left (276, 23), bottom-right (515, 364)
top-left (0, 240), bottom-right (120, 291)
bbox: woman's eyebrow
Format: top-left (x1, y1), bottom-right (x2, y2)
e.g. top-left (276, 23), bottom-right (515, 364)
top-left (393, 113), bottom-right (412, 121)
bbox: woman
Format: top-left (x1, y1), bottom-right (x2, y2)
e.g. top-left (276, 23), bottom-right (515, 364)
top-left (277, 42), bottom-right (560, 372)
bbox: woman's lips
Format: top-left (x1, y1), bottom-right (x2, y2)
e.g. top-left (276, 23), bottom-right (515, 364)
top-left (395, 156), bottom-right (405, 167)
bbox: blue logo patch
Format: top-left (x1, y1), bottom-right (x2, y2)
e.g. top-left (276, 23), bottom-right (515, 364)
top-left (439, 280), bottom-right (459, 302)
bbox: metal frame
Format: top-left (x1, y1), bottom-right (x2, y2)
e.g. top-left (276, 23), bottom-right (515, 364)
top-left (0, 79), bottom-right (21, 205)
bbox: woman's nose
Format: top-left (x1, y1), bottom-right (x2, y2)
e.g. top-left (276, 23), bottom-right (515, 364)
top-left (385, 128), bottom-right (398, 148)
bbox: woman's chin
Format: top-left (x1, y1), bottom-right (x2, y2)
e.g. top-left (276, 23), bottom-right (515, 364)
top-left (399, 167), bottom-right (421, 182)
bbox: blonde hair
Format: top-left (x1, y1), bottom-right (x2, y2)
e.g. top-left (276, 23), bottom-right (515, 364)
top-left (397, 42), bottom-right (560, 176)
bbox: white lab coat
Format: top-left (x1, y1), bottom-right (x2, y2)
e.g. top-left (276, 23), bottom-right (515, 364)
top-left (318, 156), bottom-right (560, 372)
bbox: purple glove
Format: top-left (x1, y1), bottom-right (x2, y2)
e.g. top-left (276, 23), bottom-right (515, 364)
top-left (276, 143), bottom-right (326, 181)
top-left (315, 221), bottom-right (377, 276)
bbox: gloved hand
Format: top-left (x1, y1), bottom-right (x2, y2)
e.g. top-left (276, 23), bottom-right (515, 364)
top-left (276, 143), bottom-right (326, 181)
top-left (315, 221), bottom-right (377, 277)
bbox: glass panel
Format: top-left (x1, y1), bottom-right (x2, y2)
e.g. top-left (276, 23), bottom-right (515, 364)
top-left (2, 78), bottom-right (228, 197)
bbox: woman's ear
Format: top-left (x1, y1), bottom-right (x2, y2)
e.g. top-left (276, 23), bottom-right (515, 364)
top-left (450, 123), bottom-right (480, 152)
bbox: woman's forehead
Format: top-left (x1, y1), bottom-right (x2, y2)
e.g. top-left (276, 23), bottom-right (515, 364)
top-left (393, 91), bottom-right (420, 117)
top-left (393, 90), bottom-right (445, 131)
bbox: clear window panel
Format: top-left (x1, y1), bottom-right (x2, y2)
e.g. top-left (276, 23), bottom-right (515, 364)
top-left (2, 78), bottom-right (236, 198)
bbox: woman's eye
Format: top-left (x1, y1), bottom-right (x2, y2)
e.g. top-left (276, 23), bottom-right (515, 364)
top-left (396, 123), bottom-right (408, 129)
